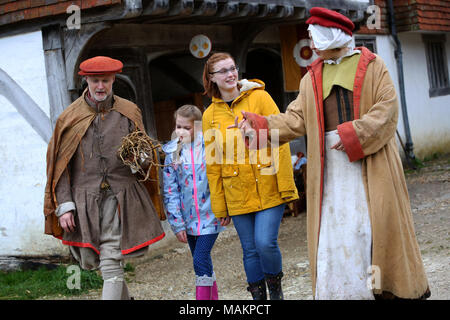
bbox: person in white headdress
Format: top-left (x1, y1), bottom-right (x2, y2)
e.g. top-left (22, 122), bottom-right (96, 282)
top-left (231, 7), bottom-right (430, 300)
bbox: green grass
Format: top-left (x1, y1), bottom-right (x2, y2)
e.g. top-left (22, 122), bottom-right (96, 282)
top-left (123, 262), bottom-right (135, 273)
top-left (0, 265), bottom-right (102, 300)
top-left (422, 152), bottom-right (440, 162)
top-left (404, 152), bottom-right (450, 174)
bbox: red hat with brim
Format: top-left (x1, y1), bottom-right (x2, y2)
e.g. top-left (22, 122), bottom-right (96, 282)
top-left (306, 7), bottom-right (355, 36)
top-left (78, 56), bottom-right (123, 76)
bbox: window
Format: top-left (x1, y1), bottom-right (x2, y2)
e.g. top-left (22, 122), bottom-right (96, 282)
top-left (355, 36), bottom-right (377, 53)
top-left (423, 34), bottom-right (450, 97)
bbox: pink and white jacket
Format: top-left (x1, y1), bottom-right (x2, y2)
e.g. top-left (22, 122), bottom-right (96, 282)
top-left (162, 133), bottom-right (224, 236)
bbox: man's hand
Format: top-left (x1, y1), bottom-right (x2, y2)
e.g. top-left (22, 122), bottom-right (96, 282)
top-left (59, 211), bottom-right (76, 233)
top-left (330, 135), bottom-right (346, 152)
top-left (176, 230), bottom-right (187, 243)
top-left (227, 111), bottom-right (268, 150)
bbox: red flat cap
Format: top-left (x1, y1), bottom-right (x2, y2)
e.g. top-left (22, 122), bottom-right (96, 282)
top-left (78, 56), bottom-right (123, 76)
top-left (306, 7), bottom-right (355, 36)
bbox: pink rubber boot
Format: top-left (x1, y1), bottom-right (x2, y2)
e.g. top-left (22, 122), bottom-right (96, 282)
top-left (211, 281), bottom-right (219, 300)
top-left (196, 286), bottom-right (212, 300)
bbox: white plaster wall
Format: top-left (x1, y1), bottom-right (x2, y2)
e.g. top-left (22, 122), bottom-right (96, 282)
top-left (398, 32), bottom-right (450, 158)
top-left (375, 35), bottom-right (406, 157)
top-left (0, 31), bottom-right (67, 256)
top-left (375, 33), bottom-right (450, 159)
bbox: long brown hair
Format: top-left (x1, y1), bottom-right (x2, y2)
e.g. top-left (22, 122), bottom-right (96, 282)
top-left (202, 52), bottom-right (235, 99)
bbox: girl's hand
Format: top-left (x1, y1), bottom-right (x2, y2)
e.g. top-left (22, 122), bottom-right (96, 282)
top-left (219, 216), bottom-right (231, 226)
top-left (228, 112), bottom-right (268, 150)
top-left (227, 115), bottom-right (245, 129)
top-left (176, 230), bottom-right (187, 243)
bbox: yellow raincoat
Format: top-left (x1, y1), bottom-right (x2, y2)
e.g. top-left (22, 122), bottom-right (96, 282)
top-left (202, 79), bottom-right (298, 218)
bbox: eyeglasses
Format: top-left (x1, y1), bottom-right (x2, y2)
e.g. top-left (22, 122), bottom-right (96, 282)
top-left (209, 66), bottom-right (239, 75)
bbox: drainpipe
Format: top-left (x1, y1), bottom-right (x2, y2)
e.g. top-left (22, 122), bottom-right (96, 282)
top-left (387, 0), bottom-right (416, 167)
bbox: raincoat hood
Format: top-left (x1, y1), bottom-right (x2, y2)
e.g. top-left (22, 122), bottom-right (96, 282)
top-left (211, 79), bottom-right (266, 104)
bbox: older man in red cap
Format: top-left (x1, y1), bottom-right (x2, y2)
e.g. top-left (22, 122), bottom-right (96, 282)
top-left (233, 7), bottom-right (430, 300)
top-left (44, 56), bottom-right (165, 300)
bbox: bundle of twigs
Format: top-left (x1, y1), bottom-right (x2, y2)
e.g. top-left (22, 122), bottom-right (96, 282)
top-left (117, 130), bottom-right (165, 181)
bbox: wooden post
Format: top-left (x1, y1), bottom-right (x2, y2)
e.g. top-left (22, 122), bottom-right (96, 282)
top-left (42, 25), bottom-right (72, 129)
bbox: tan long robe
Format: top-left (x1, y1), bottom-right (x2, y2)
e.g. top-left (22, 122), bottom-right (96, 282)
top-left (267, 47), bottom-right (429, 299)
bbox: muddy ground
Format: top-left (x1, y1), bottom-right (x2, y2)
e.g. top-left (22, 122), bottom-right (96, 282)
top-left (47, 154), bottom-right (449, 300)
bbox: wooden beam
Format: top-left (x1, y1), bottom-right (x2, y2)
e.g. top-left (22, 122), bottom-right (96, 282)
top-left (193, 0), bottom-right (218, 16)
top-left (169, 0), bottom-right (194, 16)
top-left (218, 1), bottom-right (239, 18)
top-left (87, 24), bottom-right (233, 49)
top-left (143, 0), bottom-right (170, 15)
top-left (0, 68), bottom-right (52, 143)
top-left (42, 25), bottom-right (72, 127)
top-left (239, 3), bottom-right (259, 17)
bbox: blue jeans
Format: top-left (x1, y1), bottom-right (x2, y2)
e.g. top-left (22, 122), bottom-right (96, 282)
top-left (187, 233), bottom-right (219, 279)
top-left (231, 204), bottom-right (285, 283)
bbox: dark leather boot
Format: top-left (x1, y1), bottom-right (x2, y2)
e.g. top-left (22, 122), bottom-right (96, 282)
top-left (247, 279), bottom-right (267, 300)
top-left (265, 271), bottom-right (284, 300)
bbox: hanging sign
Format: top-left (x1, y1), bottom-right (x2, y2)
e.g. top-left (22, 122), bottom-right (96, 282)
top-left (189, 34), bottom-right (212, 59)
top-left (293, 39), bottom-right (316, 67)
top-left (280, 24), bottom-right (316, 92)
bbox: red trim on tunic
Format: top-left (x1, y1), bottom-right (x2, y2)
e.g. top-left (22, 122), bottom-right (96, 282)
top-left (56, 232), bottom-right (166, 256)
top-left (56, 236), bottom-right (101, 255)
top-left (307, 59), bottom-right (325, 244)
top-left (121, 232), bottom-right (166, 255)
top-left (352, 47), bottom-right (377, 120)
top-left (337, 122), bottom-right (365, 162)
top-left (339, 47), bottom-right (376, 162)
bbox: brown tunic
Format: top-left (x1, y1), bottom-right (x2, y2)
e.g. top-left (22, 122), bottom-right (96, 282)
top-left (53, 91), bottom-right (165, 255)
top-left (323, 85), bottom-right (355, 132)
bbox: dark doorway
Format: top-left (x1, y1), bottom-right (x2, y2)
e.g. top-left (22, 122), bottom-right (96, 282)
top-left (243, 48), bottom-right (286, 111)
top-left (244, 48), bottom-right (307, 158)
top-left (114, 75), bottom-right (137, 103)
top-left (149, 53), bottom-right (207, 142)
